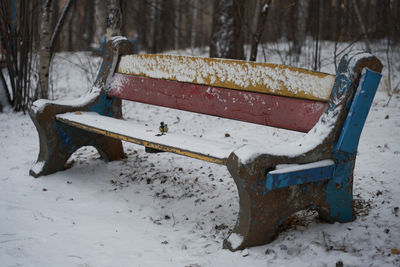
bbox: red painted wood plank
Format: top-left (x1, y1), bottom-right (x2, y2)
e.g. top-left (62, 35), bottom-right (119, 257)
top-left (109, 74), bottom-right (326, 132)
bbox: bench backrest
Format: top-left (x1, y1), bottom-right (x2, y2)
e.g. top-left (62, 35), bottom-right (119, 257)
top-left (108, 54), bottom-right (336, 132)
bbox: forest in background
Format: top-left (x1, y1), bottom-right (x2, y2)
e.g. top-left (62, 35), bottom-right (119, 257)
top-left (0, 0), bottom-right (399, 112)
top-left (19, 0), bottom-right (400, 53)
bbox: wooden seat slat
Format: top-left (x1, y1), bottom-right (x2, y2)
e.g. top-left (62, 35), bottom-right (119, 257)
top-left (56, 112), bottom-right (238, 164)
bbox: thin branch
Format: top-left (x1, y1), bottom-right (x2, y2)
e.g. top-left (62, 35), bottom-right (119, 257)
top-left (249, 0), bottom-right (272, 61)
top-left (50, 0), bottom-right (74, 54)
top-left (352, 0), bottom-right (371, 52)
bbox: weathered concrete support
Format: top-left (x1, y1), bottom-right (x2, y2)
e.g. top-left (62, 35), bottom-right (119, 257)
top-left (29, 94), bottom-right (124, 177)
top-left (224, 153), bottom-right (328, 250)
top-left (223, 52), bottom-right (383, 251)
top-left (30, 37), bottom-right (133, 177)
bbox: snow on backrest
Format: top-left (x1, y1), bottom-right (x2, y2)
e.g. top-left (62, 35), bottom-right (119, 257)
top-left (116, 54), bottom-right (335, 102)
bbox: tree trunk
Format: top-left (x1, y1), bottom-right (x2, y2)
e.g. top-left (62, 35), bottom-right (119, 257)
top-left (148, 0), bottom-right (160, 52)
top-left (106, 0), bottom-right (122, 39)
top-left (174, 0), bottom-right (181, 50)
top-left (352, 0), bottom-right (371, 52)
top-left (190, 0), bottom-right (199, 51)
top-left (50, 0), bottom-right (59, 51)
top-left (251, 0), bottom-right (261, 37)
top-left (66, 1), bottom-right (76, 51)
top-left (84, 0), bottom-right (94, 50)
top-left (249, 0), bottom-right (272, 61)
top-left (210, 0), bottom-right (245, 59)
top-left (136, 1), bottom-right (148, 51)
top-left (50, 0), bottom-right (74, 54)
top-left (160, 0), bottom-right (175, 51)
top-left (0, 71), bottom-right (7, 112)
top-left (313, 0), bottom-right (322, 71)
top-left (37, 0), bottom-right (53, 99)
top-left (94, 0), bottom-right (107, 44)
top-left (291, 0), bottom-right (310, 59)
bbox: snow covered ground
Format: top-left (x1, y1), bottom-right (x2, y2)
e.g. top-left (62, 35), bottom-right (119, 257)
top-left (0, 43), bottom-right (399, 267)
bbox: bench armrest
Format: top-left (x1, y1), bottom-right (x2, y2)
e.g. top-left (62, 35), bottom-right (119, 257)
top-left (30, 87), bottom-right (102, 116)
top-left (266, 159), bottom-right (335, 191)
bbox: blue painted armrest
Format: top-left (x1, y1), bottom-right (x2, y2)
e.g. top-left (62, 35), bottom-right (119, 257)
top-left (266, 160), bottom-right (336, 191)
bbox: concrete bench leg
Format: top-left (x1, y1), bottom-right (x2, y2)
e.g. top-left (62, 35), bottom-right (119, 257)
top-left (224, 154), bottom-right (355, 251)
top-left (29, 99), bottom-right (125, 177)
top-left (223, 178), bottom-right (327, 250)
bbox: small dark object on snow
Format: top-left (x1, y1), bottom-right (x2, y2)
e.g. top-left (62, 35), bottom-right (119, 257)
top-left (158, 121), bottom-right (168, 135)
top-left (215, 223), bottom-right (228, 230)
top-left (393, 207), bottom-right (399, 216)
top-left (265, 248), bottom-right (275, 255)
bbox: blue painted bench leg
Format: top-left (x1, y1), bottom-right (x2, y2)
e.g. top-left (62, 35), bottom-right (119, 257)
top-left (321, 69), bottom-right (383, 223)
top-left (322, 154), bottom-right (355, 223)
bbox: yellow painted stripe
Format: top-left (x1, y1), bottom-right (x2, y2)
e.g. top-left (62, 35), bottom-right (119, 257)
top-left (117, 54), bottom-right (335, 101)
top-left (57, 118), bottom-right (226, 165)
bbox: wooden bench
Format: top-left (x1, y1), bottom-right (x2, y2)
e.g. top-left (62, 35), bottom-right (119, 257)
top-left (29, 37), bottom-right (383, 251)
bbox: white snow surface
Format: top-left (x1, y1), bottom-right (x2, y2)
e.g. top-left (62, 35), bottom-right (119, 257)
top-left (226, 233), bottom-right (243, 250)
top-left (234, 104), bottom-right (338, 164)
top-left (31, 88), bottom-right (100, 114)
top-left (57, 111), bottom-right (238, 160)
top-left (1, 44), bottom-right (400, 266)
top-left (270, 160), bottom-right (335, 175)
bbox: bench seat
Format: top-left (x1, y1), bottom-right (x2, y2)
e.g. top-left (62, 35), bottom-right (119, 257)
top-left (56, 111), bottom-right (238, 164)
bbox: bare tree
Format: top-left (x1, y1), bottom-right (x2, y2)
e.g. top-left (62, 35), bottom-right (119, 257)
top-left (37, 0), bottom-right (53, 100)
top-left (312, 0), bottom-right (323, 71)
top-left (106, 0), bottom-right (122, 39)
top-left (291, 0), bottom-right (310, 61)
top-left (173, 0), bottom-right (181, 50)
top-left (0, 0), bottom-right (36, 111)
top-left (190, 0), bottom-right (199, 51)
top-left (160, 0), bottom-right (175, 52)
top-left (83, 0), bottom-right (94, 50)
top-left (36, 0), bottom-right (74, 100)
top-left (94, 0), bottom-right (107, 44)
top-left (249, 0), bottom-right (272, 61)
top-left (148, 0), bottom-right (159, 52)
top-left (352, 0), bottom-right (371, 52)
top-left (210, 0), bottom-right (245, 59)
top-left (50, 0), bottom-right (74, 54)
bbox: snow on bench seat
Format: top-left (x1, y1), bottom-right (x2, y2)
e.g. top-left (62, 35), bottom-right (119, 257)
top-left (56, 112), bottom-right (239, 164)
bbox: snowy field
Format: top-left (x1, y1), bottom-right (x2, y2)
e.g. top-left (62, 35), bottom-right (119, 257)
top-left (0, 43), bottom-right (399, 266)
